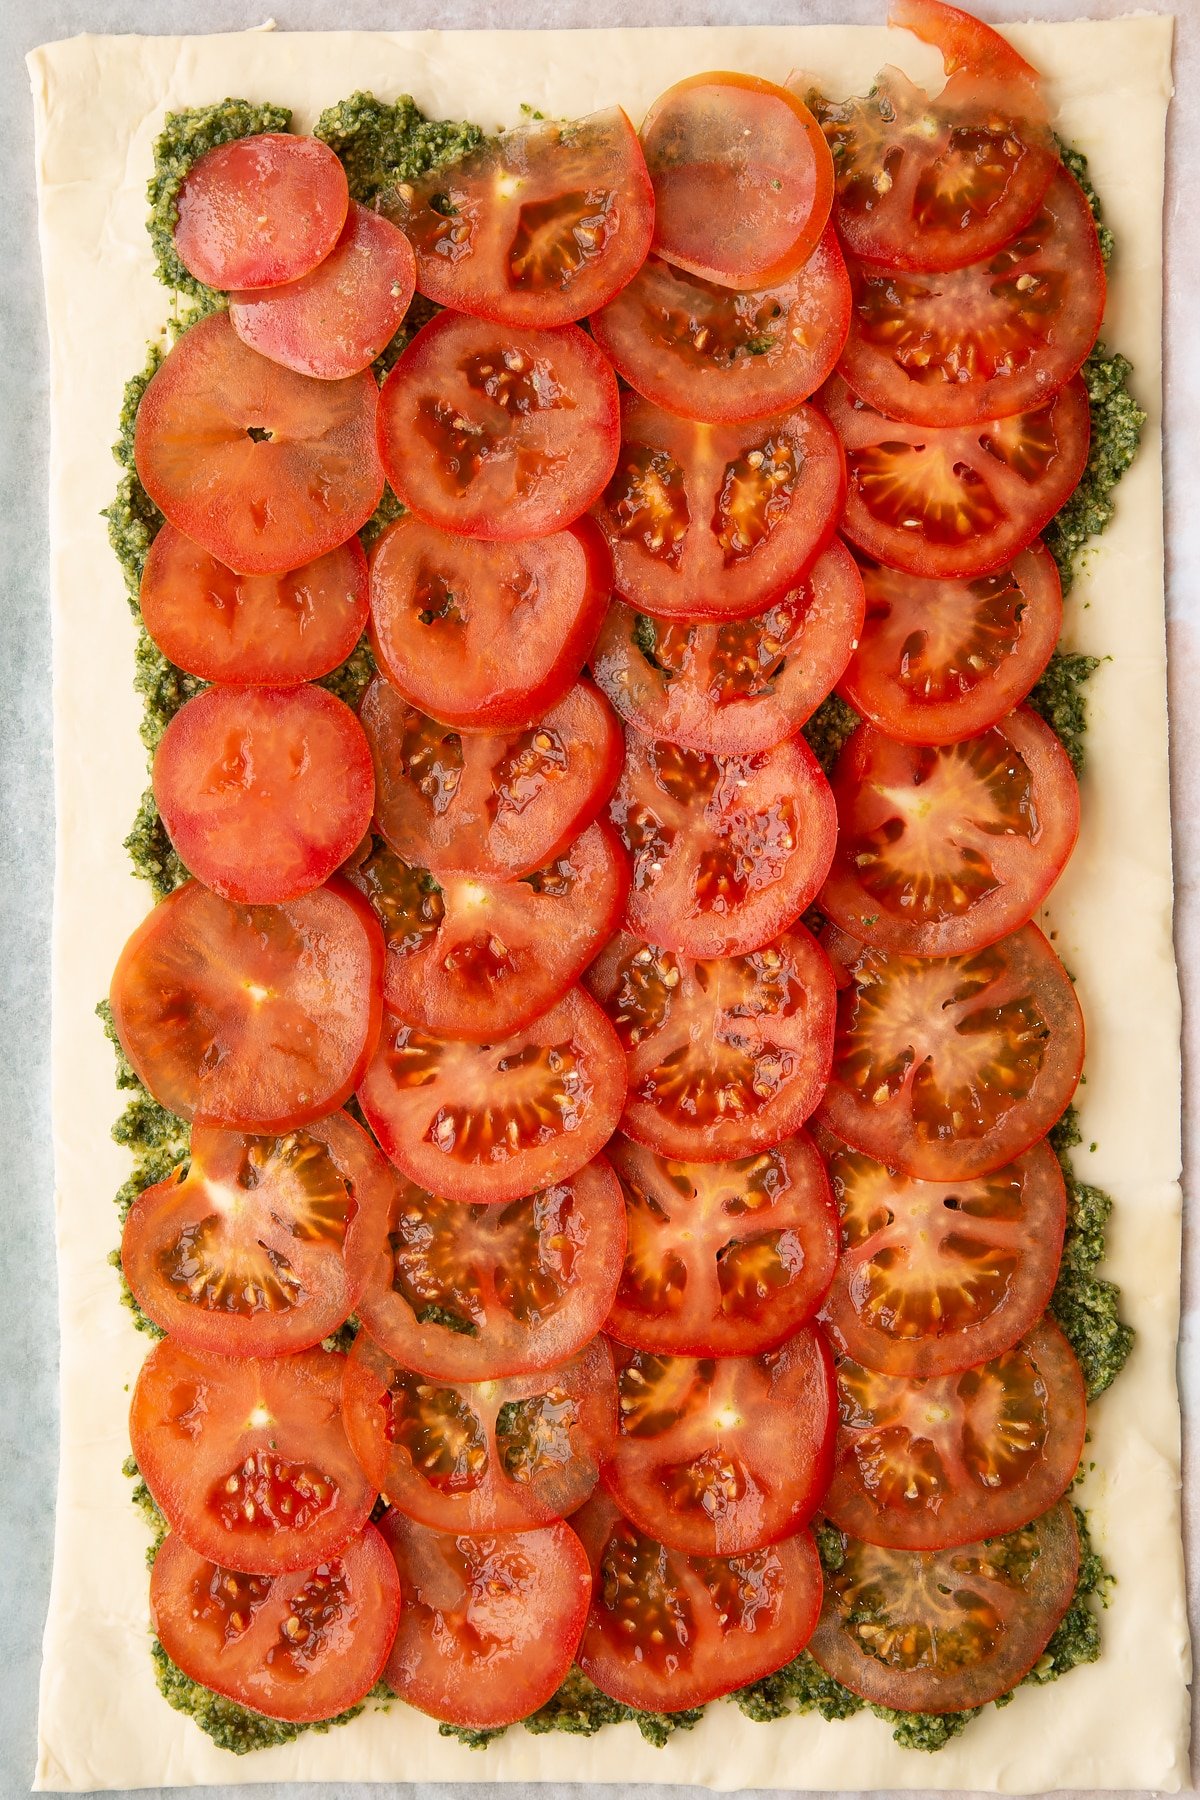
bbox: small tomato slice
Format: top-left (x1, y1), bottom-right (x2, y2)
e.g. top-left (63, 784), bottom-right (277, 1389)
top-left (173, 133), bottom-right (349, 291)
top-left (130, 1339), bottom-right (375, 1573)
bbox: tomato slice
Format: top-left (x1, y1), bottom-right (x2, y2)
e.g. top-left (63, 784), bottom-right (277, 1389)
top-left (817, 922), bottom-right (1084, 1181)
top-left (640, 74), bottom-right (834, 288)
top-left (368, 513), bottom-right (612, 733)
top-left (382, 109), bottom-right (654, 329)
top-left (361, 675), bottom-right (623, 882)
top-left (574, 1493), bottom-right (824, 1713)
top-left (808, 1499), bottom-right (1080, 1712)
top-left (110, 878), bottom-right (384, 1131)
top-left (356, 1156), bottom-right (626, 1381)
top-left (380, 1510), bottom-right (591, 1727)
top-left (130, 1340), bottom-right (375, 1573)
top-left (816, 1125), bottom-right (1068, 1378)
top-left (591, 539), bottom-right (865, 755)
top-left (121, 1110), bottom-right (395, 1358)
top-left (589, 226), bottom-right (849, 425)
top-left (605, 1132), bottom-right (838, 1356)
top-left (139, 523), bottom-right (369, 686)
top-left (819, 709), bottom-right (1079, 958)
top-left (134, 312), bottom-right (384, 576)
top-left (593, 390), bottom-right (845, 621)
top-left (153, 685), bottom-right (375, 905)
top-left (173, 133), bottom-right (349, 291)
top-left (344, 825), bottom-right (628, 1042)
top-left (587, 929), bottom-right (836, 1162)
top-left (357, 986), bottom-right (626, 1205)
top-left (151, 1525), bottom-right (400, 1724)
top-left (230, 202), bottom-right (417, 379)
top-left (377, 309), bottom-right (620, 540)
top-left (342, 1330), bottom-right (616, 1531)
top-left (837, 543), bottom-right (1061, 745)
top-left (820, 372), bottom-right (1090, 581)
top-left (600, 1331), bottom-right (835, 1555)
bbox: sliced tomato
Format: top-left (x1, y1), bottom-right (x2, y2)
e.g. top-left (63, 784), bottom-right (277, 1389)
top-left (593, 390), bottom-right (845, 621)
top-left (808, 1500), bottom-right (1080, 1712)
top-left (817, 922), bottom-right (1084, 1181)
top-left (589, 226), bottom-right (849, 424)
top-left (605, 1132), bottom-right (838, 1356)
top-left (819, 709), bottom-right (1079, 957)
top-left (601, 1332), bottom-right (834, 1555)
top-left (380, 1511), bottom-right (591, 1727)
top-left (368, 513), bottom-right (612, 733)
top-left (816, 1125), bottom-right (1068, 1378)
top-left (344, 826), bottom-right (628, 1042)
top-left (574, 1493), bottom-right (823, 1713)
top-left (173, 133), bottom-right (349, 291)
top-left (110, 878), bottom-right (384, 1131)
top-left (151, 1526), bottom-right (399, 1724)
top-left (342, 1330), bottom-right (616, 1531)
top-left (121, 1110), bottom-right (395, 1358)
top-left (153, 686), bottom-right (375, 905)
top-left (134, 312), bottom-right (383, 576)
top-left (139, 524), bottom-right (369, 686)
top-left (837, 543), bottom-right (1061, 745)
top-left (820, 372), bottom-right (1090, 581)
top-left (377, 310), bottom-right (620, 540)
top-left (587, 929), bottom-right (836, 1162)
top-left (640, 74), bottom-right (834, 288)
top-left (230, 202), bottom-right (417, 379)
top-left (130, 1339), bottom-right (375, 1574)
top-left (592, 539), bottom-right (865, 755)
top-left (356, 1156), bottom-right (626, 1381)
top-left (382, 109), bottom-right (654, 328)
top-left (357, 986), bottom-right (626, 1205)
top-left (361, 675), bottom-right (623, 881)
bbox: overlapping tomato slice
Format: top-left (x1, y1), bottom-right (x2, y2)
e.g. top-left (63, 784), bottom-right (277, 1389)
top-left (173, 133), bottom-right (350, 290)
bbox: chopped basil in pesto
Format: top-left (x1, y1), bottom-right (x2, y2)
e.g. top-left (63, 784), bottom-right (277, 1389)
top-left (313, 93), bottom-right (484, 207)
top-left (148, 100), bottom-right (292, 304)
top-left (1043, 347), bottom-right (1146, 595)
top-left (1048, 1109), bottom-right (1135, 1397)
top-left (1027, 650), bottom-right (1101, 775)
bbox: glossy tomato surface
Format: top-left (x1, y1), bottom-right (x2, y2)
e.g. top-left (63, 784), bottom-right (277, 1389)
top-left (173, 133), bottom-right (349, 291)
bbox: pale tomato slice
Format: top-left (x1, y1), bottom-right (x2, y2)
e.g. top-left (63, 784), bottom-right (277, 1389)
top-left (173, 133), bottom-right (349, 291)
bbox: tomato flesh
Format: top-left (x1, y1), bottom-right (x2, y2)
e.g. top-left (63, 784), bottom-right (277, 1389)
top-left (173, 133), bottom-right (349, 291)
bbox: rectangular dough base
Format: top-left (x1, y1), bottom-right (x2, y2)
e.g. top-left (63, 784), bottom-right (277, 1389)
top-left (28, 16), bottom-right (1185, 1791)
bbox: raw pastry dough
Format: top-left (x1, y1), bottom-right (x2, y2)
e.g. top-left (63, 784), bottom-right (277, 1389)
top-left (28, 16), bottom-right (1184, 1791)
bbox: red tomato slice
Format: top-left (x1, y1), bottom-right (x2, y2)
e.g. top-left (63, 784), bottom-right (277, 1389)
top-left (589, 226), bottom-right (849, 424)
top-left (592, 539), bottom-right (865, 755)
top-left (593, 390), bottom-right (845, 621)
top-left (640, 74), bottom-right (834, 289)
top-left (134, 312), bottom-right (384, 576)
top-left (382, 109), bottom-right (654, 329)
top-left (605, 1132), bottom-right (838, 1357)
top-left (819, 709), bottom-right (1079, 957)
top-left (173, 133), bottom-right (349, 291)
top-left (822, 372), bottom-right (1089, 581)
top-left (368, 513), bottom-right (612, 733)
top-left (153, 686), bottom-right (375, 905)
top-left (342, 1330), bottom-right (616, 1531)
top-left (361, 675), bottom-right (623, 881)
top-left (837, 543), bottom-right (1062, 745)
top-left (816, 1125), bottom-right (1068, 1378)
top-left (574, 1493), bottom-right (823, 1713)
top-left (601, 1331), bottom-right (835, 1555)
top-left (587, 929), bottom-right (836, 1162)
top-left (839, 167), bottom-right (1105, 427)
top-left (357, 986), bottom-right (626, 1205)
top-left (377, 310), bottom-right (620, 540)
top-left (121, 1110), bottom-right (395, 1358)
top-left (380, 1511), bottom-right (591, 1728)
top-left (230, 202), bottom-right (417, 379)
top-left (139, 524), bottom-right (369, 686)
top-left (130, 1340), bottom-right (375, 1574)
top-left (151, 1525), bottom-right (400, 1724)
top-left (809, 1500), bottom-right (1080, 1712)
top-left (110, 878), bottom-right (384, 1131)
top-left (817, 922), bottom-right (1084, 1181)
top-left (344, 825), bottom-right (628, 1042)
top-left (356, 1155), bottom-right (626, 1381)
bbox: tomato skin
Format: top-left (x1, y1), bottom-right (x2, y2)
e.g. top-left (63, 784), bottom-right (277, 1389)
top-left (173, 134), bottom-right (349, 291)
